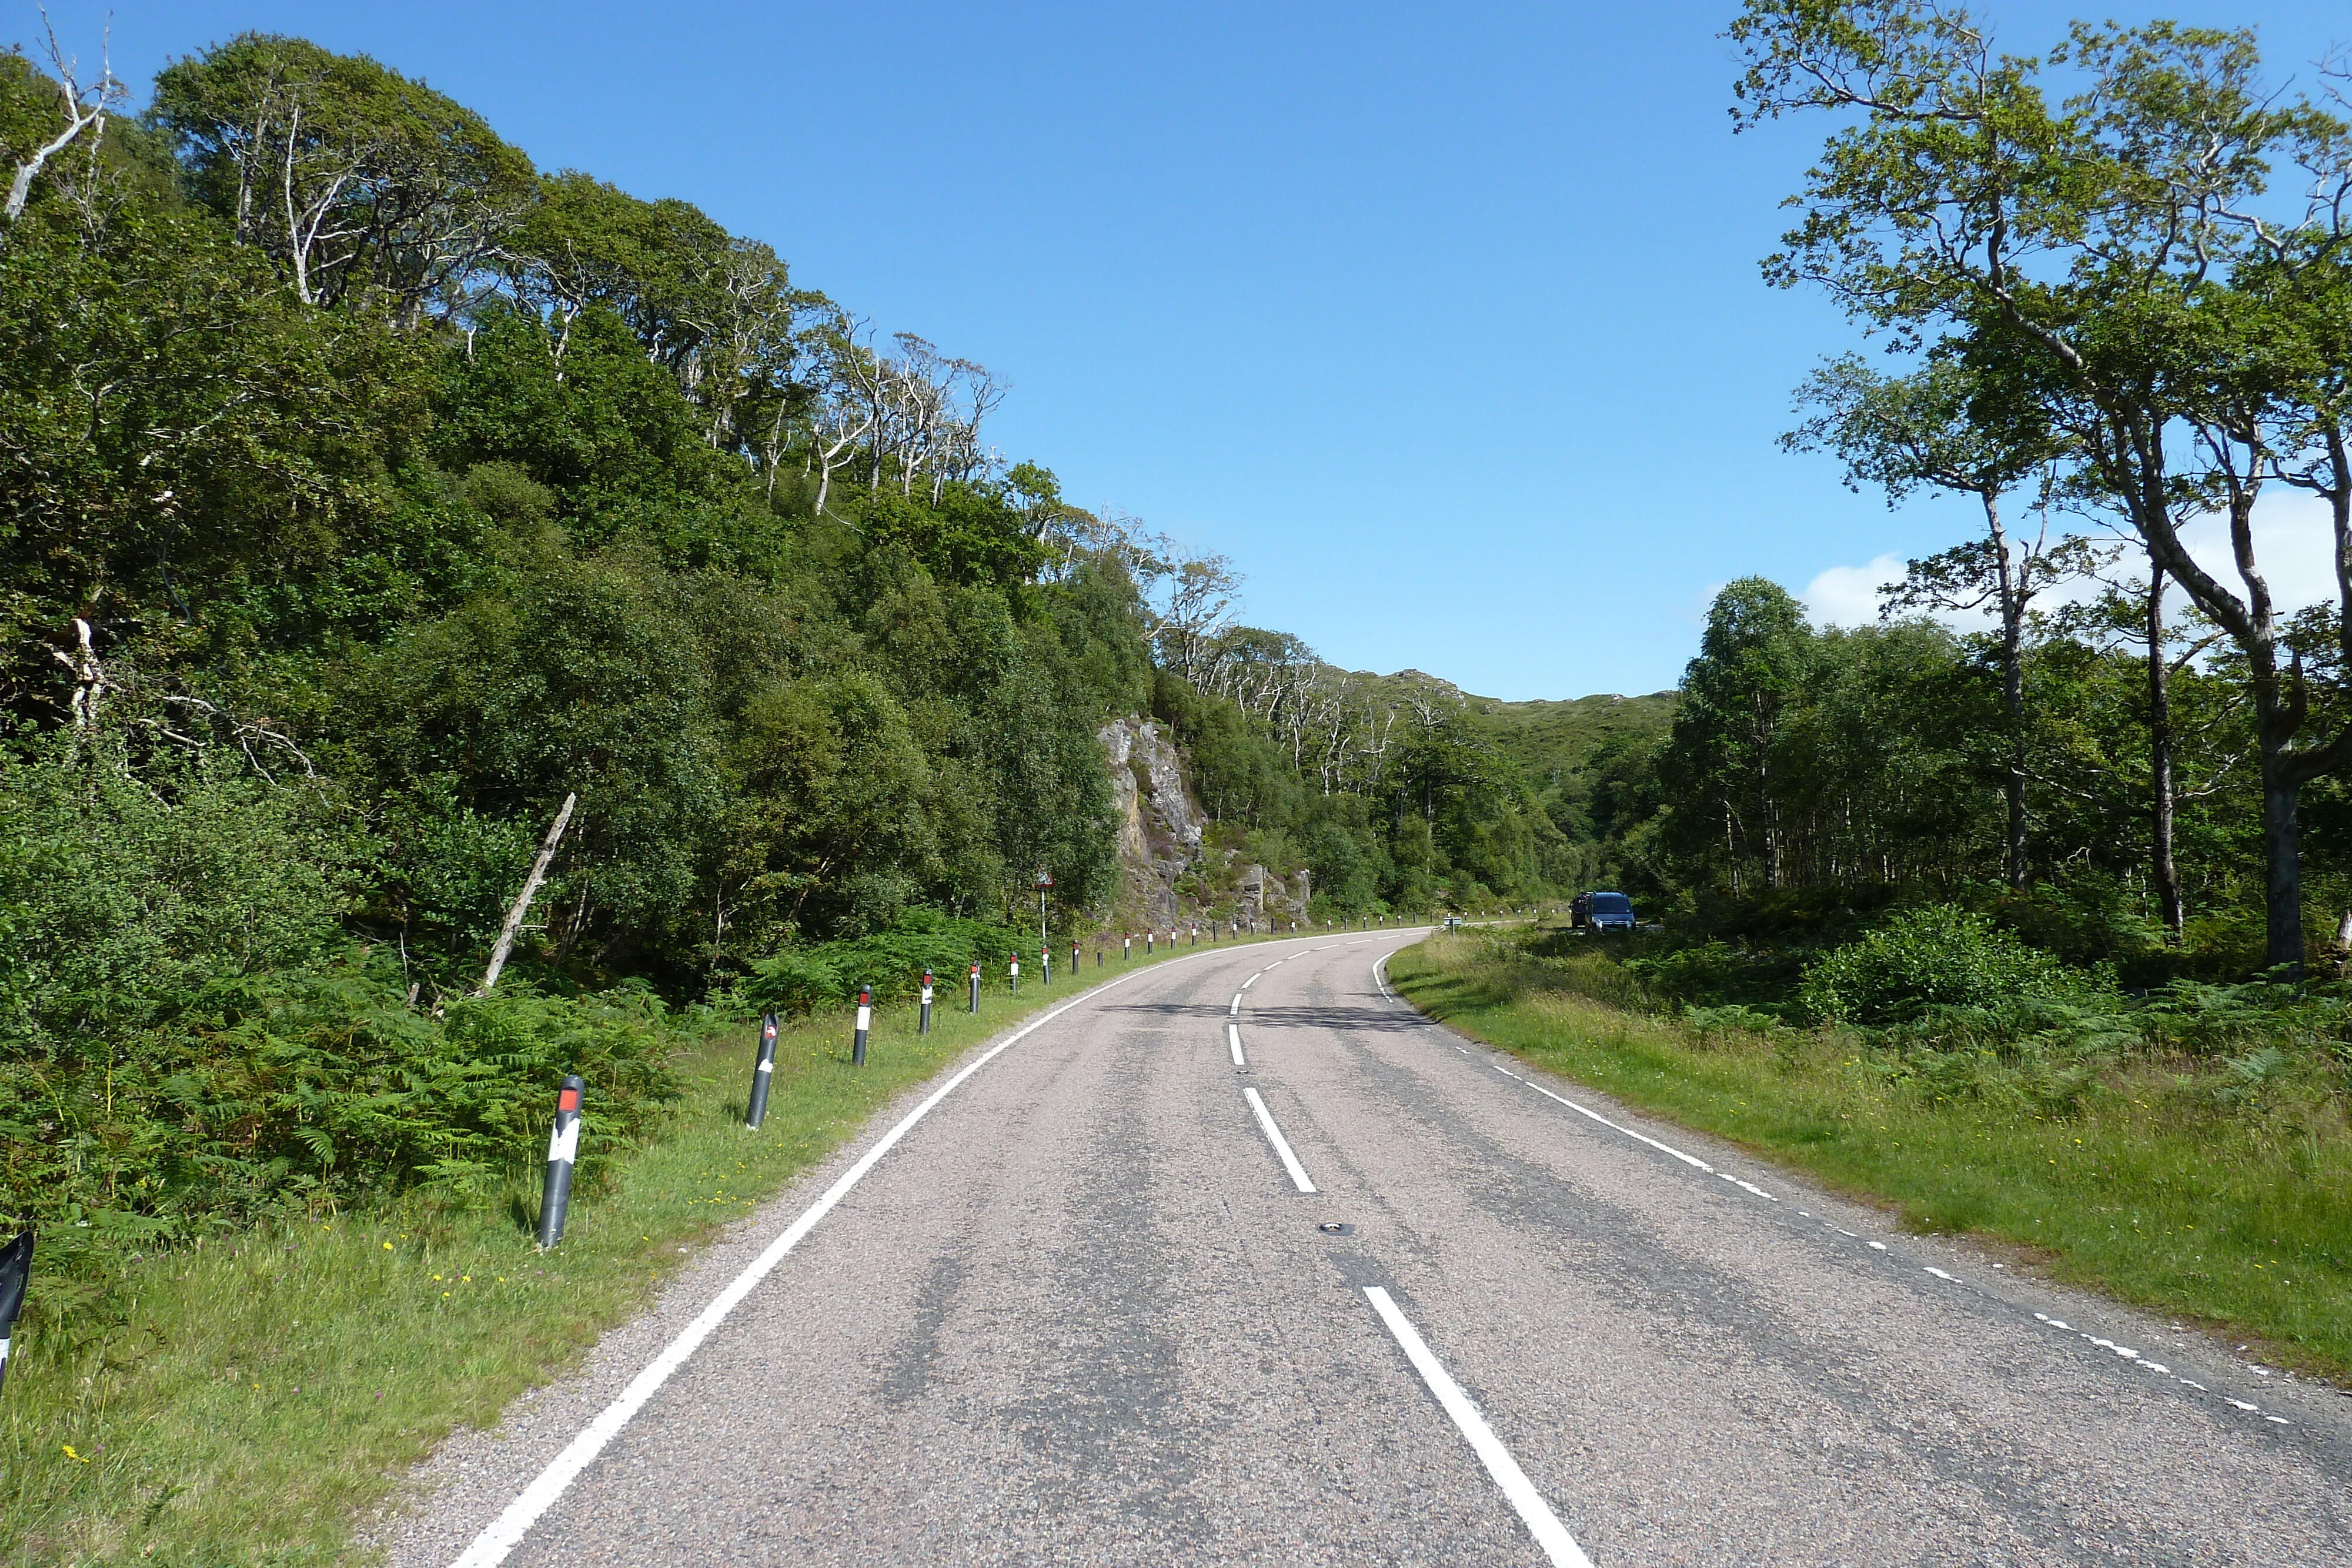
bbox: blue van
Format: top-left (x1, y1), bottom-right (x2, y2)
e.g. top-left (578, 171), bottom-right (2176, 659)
top-left (1571, 891), bottom-right (1635, 932)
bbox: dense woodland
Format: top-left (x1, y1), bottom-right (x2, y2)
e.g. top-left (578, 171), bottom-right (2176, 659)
top-left (0, 32), bottom-right (1565, 1232)
top-left (5, 7), bottom-right (2351, 1236)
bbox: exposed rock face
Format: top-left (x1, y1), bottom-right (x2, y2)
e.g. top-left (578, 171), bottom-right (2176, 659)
top-left (1098, 716), bottom-right (1314, 930)
top-left (1100, 717), bottom-right (1201, 925)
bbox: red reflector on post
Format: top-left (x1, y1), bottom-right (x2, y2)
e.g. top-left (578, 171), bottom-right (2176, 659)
top-left (557, 1087), bottom-right (582, 1112)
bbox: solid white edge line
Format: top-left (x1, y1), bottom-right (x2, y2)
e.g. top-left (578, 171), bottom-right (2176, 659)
top-left (1228, 1023), bottom-right (1245, 1065)
top-left (1508, 1065), bottom-right (1715, 1174)
top-left (447, 936), bottom-right (1321, 1568)
top-left (1378, 940), bottom-right (1758, 1192)
top-left (1362, 1286), bottom-right (1593, 1568)
top-left (1241, 1085), bottom-right (1318, 1193)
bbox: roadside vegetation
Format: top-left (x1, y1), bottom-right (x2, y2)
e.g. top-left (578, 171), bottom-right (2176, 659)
top-left (1390, 926), bottom-right (2352, 1381)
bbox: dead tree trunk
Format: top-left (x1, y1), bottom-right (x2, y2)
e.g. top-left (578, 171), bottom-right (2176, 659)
top-left (477, 793), bottom-right (576, 995)
top-left (2146, 567), bottom-right (2182, 938)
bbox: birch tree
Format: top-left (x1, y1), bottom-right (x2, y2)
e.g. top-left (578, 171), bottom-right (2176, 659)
top-left (153, 34), bottom-right (534, 323)
top-left (1730, 0), bottom-right (2352, 971)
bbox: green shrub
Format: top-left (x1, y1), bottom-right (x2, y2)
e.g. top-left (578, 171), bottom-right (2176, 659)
top-left (0, 728), bottom-right (685, 1234)
top-left (740, 908), bottom-right (1024, 1015)
top-left (1626, 939), bottom-right (1806, 1009)
top-left (740, 951), bottom-right (844, 1017)
top-left (1799, 904), bottom-right (2096, 1025)
top-left (0, 959), bottom-right (681, 1233)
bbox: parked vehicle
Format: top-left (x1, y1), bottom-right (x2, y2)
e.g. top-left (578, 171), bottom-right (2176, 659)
top-left (1571, 891), bottom-right (1636, 932)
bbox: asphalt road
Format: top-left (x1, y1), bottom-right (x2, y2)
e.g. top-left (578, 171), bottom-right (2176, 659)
top-left (386, 930), bottom-right (2352, 1567)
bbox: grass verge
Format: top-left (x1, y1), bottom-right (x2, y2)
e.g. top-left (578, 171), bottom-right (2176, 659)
top-left (2, 931), bottom-right (1297, 1565)
top-left (1387, 932), bottom-right (2352, 1383)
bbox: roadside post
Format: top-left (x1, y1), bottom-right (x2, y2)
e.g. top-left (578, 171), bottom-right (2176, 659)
top-left (1123, 934), bottom-right (1131, 962)
top-left (1042, 944), bottom-right (1051, 987)
top-left (968, 960), bottom-right (981, 1014)
top-left (1071, 939), bottom-right (1080, 975)
top-left (0, 1230), bottom-right (31, 1397)
top-left (853, 984), bottom-right (872, 1066)
top-left (746, 1012), bottom-right (780, 1129)
top-left (1010, 954), bottom-right (1019, 995)
top-left (537, 1076), bottom-right (584, 1248)
top-left (919, 971), bottom-right (934, 1035)
top-left (1146, 929), bottom-right (1154, 954)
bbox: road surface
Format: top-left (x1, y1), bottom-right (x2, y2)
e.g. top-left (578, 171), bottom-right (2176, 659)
top-left (386, 929), bottom-right (2352, 1566)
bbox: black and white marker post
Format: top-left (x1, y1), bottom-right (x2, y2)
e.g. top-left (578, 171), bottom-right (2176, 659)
top-left (1123, 933), bottom-right (1131, 962)
top-left (1008, 954), bottom-right (1019, 995)
top-left (852, 984), bottom-right (872, 1066)
top-left (1071, 940), bottom-right (1080, 976)
top-left (1041, 945), bottom-right (1051, 987)
top-left (0, 1229), bottom-right (31, 1398)
top-left (537, 1075), bottom-right (584, 1249)
top-left (968, 959), bottom-right (981, 1014)
top-left (745, 1012), bottom-right (780, 1129)
top-left (919, 971), bottom-right (934, 1035)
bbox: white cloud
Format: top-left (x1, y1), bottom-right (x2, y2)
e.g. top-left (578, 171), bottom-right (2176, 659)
top-left (1802, 553), bottom-right (1913, 628)
top-left (2176, 489), bottom-right (2337, 618)
top-left (1803, 489), bottom-right (2337, 631)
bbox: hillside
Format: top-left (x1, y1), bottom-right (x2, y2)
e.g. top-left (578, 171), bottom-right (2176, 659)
top-left (1468, 690), bottom-right (1678, 797)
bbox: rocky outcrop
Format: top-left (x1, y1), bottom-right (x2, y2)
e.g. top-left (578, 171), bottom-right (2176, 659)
top-left (1098, 716), bottom-right (1314, 930)
top-left (1100, 717), bottom-right (1201, 925)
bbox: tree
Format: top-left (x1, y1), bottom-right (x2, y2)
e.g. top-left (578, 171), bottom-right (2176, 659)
top-left (2, 21), bottom-right (123, 226)
top-left (153, 34), bottom-right (535, 322)
top-left (1729, 1), bottom-right (2352, 971)
top-left (1788, 353), bottom-right (2077, 886)
top-left (1662, 579), bottom-right (1816, 893)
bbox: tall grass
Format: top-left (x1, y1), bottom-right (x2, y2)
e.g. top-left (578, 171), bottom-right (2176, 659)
top-left (1389, 932), bottom-right (2352, 1381)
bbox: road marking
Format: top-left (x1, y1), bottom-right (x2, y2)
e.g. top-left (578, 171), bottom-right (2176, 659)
top-left (1230, 994), bottom-right (1243, 1015)
top-left (1228, 1024), bottom-right (1245, 1065)
top-left (1242, 973), bottom-right (1261, 989)
top-left (444, 934), bottom-right (1335, 1567)
top-left (1242, 1086), bottom-right (1317, 1192)
top-left (1502, 1066), bottom-right (1715, 1173)
top-left (1362, 1287), bottom-right (1593, 1568)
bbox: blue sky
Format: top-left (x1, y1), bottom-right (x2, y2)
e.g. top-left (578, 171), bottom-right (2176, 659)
top-left (29, 0), bottom-right (2349, 698)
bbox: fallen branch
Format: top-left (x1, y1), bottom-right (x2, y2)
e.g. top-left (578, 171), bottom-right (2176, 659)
top-left (477, 793), bottom-right (576, 995)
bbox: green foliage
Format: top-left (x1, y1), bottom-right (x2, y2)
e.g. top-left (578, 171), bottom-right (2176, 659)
top-left (743, 909), bottom-right (1024, 1015)
top-left (0, 727), bottom-right (679, 1231)
top-left (152, 32), bottom-right (537, 319)
top-left (1799, 904), bottom-right (2099, 1025)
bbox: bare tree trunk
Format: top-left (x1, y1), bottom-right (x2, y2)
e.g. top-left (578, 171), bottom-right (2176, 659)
top-left (478, 793), bottom-right (576, 995)
top-left (2259, 750), bottom-right (2304, 976)
top-left (1986, 493), bottom-right (2027, 890)
top-left (2146, 567), bottom-right (2182, 938)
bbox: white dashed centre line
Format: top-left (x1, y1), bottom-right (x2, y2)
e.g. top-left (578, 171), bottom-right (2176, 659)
top-left (1230, 994), bottom-right (1243, 1016)
top-left (1228, 1024), bottom-right (1245, 1065)
top-left (1242, 1086), bottom-right (1317, 1193)
top-left (1242, 972), bottom-right (1261, 989)
top-left (1362, 1287), bottom-right (1594, 1568)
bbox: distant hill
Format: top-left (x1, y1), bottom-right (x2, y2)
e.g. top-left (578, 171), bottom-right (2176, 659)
top-left (1464, 691), bottom-right (1678, 798)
